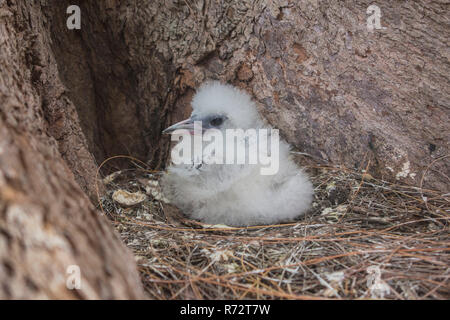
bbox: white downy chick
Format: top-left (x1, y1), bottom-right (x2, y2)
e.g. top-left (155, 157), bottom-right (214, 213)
top-left (161, 81), bottom-right (313, 226)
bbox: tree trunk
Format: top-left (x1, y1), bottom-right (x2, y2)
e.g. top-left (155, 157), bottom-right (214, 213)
top-left (48, 0), bottom-right (450, 191)
top-left (0, 0), bottom-right (448, 299)
top-left (0, 0), bottom-right (144, 299)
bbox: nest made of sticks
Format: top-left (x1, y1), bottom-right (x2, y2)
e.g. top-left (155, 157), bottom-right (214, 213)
top-left (98, 158), bottom-right (449, 300)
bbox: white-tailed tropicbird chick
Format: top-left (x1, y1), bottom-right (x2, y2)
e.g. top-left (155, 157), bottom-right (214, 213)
top-left (161, 81), bottom-right (313, 226)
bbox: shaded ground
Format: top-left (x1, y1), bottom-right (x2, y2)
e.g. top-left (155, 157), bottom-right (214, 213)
top-left (99, 157), bottom-right (449, 299)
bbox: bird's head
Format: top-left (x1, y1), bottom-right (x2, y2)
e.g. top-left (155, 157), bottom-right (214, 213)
top-left (163, 81), bottom-right (261, 135)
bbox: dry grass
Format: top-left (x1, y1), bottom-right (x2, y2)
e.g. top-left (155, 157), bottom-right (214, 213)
top-left (98, 158), bottom-right (449, 300)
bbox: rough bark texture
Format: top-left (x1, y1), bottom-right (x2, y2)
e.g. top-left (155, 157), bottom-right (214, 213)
top-left (51, 0), bottom-right (448, 191)
top-left (0, 0), bottom-right (448, 299)
top-left (147, 0), bottom-right (448, 192)
top-left (43, 0), bottom-right (449, 192)
top-left (0, 0), bottom-right (144, 299)
top-left (50, 0), bottom-right (180, 170)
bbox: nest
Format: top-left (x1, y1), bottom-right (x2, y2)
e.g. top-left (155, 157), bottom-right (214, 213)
top-left (98, 157), bottom-right (449, 300)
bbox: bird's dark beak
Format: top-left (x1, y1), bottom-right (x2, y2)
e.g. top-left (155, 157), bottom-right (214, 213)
top-left (162, 118), bottom-right (195, 134)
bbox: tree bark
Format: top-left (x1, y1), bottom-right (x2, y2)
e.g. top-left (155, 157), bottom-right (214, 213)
top-left (0, 0), bottom-right (144, 299)
top-left (49, 0), bottom-right (450, 191)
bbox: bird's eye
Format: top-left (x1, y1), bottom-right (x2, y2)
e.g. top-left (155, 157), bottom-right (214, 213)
top-left (210, 117), bottom-right (224, 127)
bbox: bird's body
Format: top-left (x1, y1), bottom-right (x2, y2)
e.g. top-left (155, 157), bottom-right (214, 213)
top-left (161, 82), bottom-right (313, 226)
